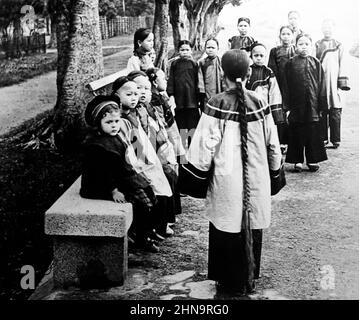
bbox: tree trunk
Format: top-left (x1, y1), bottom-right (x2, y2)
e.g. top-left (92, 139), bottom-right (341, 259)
top-left (153, 0), bottom-right (169, 72)
top-left (169, 0), bottom-right (188, 54)
top-left (53, 0), bottom-right (104, 151)
top-left (202, 2), bottom-right (220, 41)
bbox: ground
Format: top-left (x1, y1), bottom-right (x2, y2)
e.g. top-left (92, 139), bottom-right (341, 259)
top-left (1, 34), bottom-right (359, 300)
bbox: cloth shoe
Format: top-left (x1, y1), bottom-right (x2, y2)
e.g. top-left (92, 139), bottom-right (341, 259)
top-left (165, 225), bottom-right (174, 236)
top-left (307, 163), bottom-right (320, 172)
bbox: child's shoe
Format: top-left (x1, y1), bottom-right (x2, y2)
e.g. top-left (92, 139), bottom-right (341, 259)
top-left (135, 238), bottom-right (160, 253)
top-left (294, 163), bottom-right (303, 172)
top-left (332, 142), bottom-right (340, 149)
top-left (142, 238), bottom-right (160, 253)
top-left (150, 229), bottom-right (165, 242)
top-left (165, 225), bottom-right (174, 236)
top-left (307, 163), bottom-right (320, 172)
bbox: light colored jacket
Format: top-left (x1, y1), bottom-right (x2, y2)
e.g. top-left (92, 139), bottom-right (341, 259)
top-left (186, 89), bottom-right (281, 232)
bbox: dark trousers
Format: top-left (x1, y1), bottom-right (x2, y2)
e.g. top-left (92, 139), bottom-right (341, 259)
top-left (208, 223), bottom-right (263, 290)
top-left (152, 195), bottom-right (169, 236)
top-left (320, 108), bottom-right (342, 143)
top-left (175, 108), bottom-right (201, 148)
top-left (286, 122), bottom-right (328, 164)
top-left (130, 203), bottom-right (154, 243)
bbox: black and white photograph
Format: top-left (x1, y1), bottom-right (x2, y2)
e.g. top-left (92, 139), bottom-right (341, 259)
top-left (0, 0), bottom-right (359, 307)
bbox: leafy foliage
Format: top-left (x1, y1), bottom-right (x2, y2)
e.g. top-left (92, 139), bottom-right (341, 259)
top-left (99, 0), bottom-right (155, 18)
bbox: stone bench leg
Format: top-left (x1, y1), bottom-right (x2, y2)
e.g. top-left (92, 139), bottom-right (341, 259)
top-left (53, 235), bottom-right (128, 289)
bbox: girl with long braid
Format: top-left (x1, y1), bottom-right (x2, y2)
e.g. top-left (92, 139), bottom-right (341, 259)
top-left (179, 49), bottom-right (282, 296)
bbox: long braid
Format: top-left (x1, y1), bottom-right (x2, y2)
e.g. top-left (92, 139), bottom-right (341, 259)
top-left (235, 79), bottom-right (255, 289)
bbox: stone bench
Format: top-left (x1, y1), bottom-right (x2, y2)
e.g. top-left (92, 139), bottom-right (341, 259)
top-left (45, 177), bottom-right (132, 289)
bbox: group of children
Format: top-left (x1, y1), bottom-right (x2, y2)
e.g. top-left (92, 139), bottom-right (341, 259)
top-left (81, 66), bottom-right (185, 253)
top-left (230, 11), bottom-right (350, 172)
top-left (79, 12), bottom-right (349, 267)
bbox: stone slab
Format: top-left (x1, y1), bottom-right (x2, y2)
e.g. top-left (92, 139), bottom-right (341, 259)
top-left (45, 177), bottom-right (133, 238)
top-left (53, 235), bottom-right (127, 288)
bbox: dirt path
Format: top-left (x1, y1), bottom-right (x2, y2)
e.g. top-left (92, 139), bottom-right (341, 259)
top-left (262, 55), bottom-right (359, 300)
top-left (30, 55), bottom-right (359, 301)
top-left (0, 47), bottom-right (132, 136)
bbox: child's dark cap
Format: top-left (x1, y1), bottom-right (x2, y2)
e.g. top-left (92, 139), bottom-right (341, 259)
top-left (85, 95), bottom-right (120, 127)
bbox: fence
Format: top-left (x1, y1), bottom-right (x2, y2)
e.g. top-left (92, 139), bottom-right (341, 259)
top-left (0, 33), bottom-right (46, 58)
top-left (99, 16), bottom-right (153, 40)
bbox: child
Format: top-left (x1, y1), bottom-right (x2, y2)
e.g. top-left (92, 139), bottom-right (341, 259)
top-left (127, 28), bottom-right (154, 72)
top-left (287, 11), bottom-right (304, 42)
top-left (284, 33), bottom-right (328, 172)
top-left (146, 67), bottom-right (185, 158)
top-left (179, 49), bottom-right (281, 296)
top-left (113, 74), bottom-right (175, 239)
top-left (246, 43), bottom-right (283, 129)
top-left (198, 37), bottom-right (224, 110)
top-left (268, 26), bottom-right (296, 150)
top-left (315, 19), bottom-right (350, 148)
top-left (228, 17), bottom-right (255, 52)
top-left (167, 40), bottom-right (200, 148)
top-left (146, 67), bottom-right (184, 224)
top-left (80, 95), bottom-right (158, 252)
top-left (127, 70), bottom-right (178, 236)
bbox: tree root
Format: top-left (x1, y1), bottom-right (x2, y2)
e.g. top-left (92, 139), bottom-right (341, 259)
top-left (0, 110), bottom-right (56, 150)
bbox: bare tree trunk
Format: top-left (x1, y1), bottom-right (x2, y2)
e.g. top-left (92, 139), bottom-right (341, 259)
top-left (153, 0), bottom-right (169, 71)
top-left (53, 0), bottom-right (104, 150)
top-left (169, 0), bottom-right (188, 54)
top-left (202, 3), bottom-right (220, 40)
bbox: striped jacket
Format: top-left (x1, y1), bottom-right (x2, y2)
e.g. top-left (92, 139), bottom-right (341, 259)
top-left (246, 64), bottom-right (284, 124)
top-left (180, 88), bottom-right (282, 232)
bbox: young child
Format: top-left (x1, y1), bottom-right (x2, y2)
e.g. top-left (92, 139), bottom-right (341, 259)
top-left (80, 95), bottom-right (158, 252)
top-left (246, 43), bottom-right (283, 130)
top-left (146, 66), bottom-right (184, 224)
top-left (198, 37), bottom-right (224, 110)
top-left (179, 49), bottom-right (281, 295)
top-left (315, 18), bottom-right (350, 148)
top-left (284, 33), bottom-right (328, 172)
top-left (112, 76), bottom-right (174, 244)
top-left (167, 40), bottom-right (200, 148)
top-left (113, 74), bottom-right (175, 239)
top-left (127, 28), bottom-right (154, 72)
top-left (146, 67), bottom-right (185, 158)
top-left (228, 17), bottom-right (255, 52)
top-left (127, 70), bottom-right (179, 236)
top-left (268, 26), bottom-right (296, 150)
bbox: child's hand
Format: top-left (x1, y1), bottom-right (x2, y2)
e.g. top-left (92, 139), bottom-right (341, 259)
top-left (112, 189), bottom-right (126, 203)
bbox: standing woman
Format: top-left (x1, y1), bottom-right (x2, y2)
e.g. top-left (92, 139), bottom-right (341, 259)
top-left (284, 33), bottom-right (328, 172)
top-left (268, 26), bottom-right (296, 152)
top-left (179, 49), bottom-right (282, 295)
top-left (127, 28), bottom-right (155, 72)
top-left (198, 37), bottom-right (224, 111)
top-left (167, 40), bottom-right (199, 149)
top-left (228, 17), bottom-right (255, 52)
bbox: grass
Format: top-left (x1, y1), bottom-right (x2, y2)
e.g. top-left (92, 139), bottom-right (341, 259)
top-left (0, 53), bottom-right (58, 88)
top-left (0, 39), bottom-right (130, 89)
